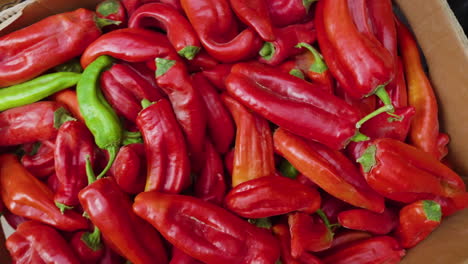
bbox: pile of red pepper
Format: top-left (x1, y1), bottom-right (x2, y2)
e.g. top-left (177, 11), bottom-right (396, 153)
top-left (0, 0), bottom-right (466, 263)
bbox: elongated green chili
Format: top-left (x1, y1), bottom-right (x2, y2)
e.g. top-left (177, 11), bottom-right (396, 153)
top-left (0, 72), bottom-right (81, 111)
top-left (77, 55), bottom-right (122, 179)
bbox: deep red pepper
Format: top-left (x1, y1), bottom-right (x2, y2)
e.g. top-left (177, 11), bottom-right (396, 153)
top-left (329, 230), bottom-right (372, 250)
top-left (222, 95), bottom-right (275, 186)
top-left (265, 0), bottom-right (314, 27)
top-left (320, 193), bottom-right (352, 224)
top-left (229, 0), bottom-right (276, 41)
top-left (109, 143), bottom-right (146, 194)
top-left (170, 247), bottom-right (204, 264)
top-left (187, 50), bottom-right (219, 72)
top-left (0, 101), bottom-right (62, 146)
top-left (202, 63), bottom-right (233, 91)
top-left (360, 106), bottom-right (415, 141)
top-left (71, 230), bottom-right (105, 264)
top-left (99, 242), bottom-right (127, 264)
top-left (54, 120), bottom-right (96, 210)
top-left (225, 175), bottom-right (321, 218)
top-left (337, 208), bottom-right (397, 235)
top-left (334, 82), bottom-right (377, 118)
top-left (0, 154), bottom-right (88, 231)
top-left (121, 0), bottom-right (157, 15)
top-left (133, 191), bottom-right (281, 264)
top-left (128, 2), bottom-right (202, 60)
top-left (0, 8), bottom-right (103, 87)
top-left (136, 99), bottom-right (190, 193)
top-left (78, 177), bottom-right (168, 264)
top-left (21, 140), bottom-right (55, 179)
top-left (6, 221), bottom-right (81, 264)
top-left (288, 212), bottom-right (333, 256)
top-left (224, 148), bottom-right (235, 177)
top-left (96, 0), bottom-right (128, 30)
top-left (389, 58), bottom-right (408, 108)
top-left (192, 73), bottom-right (235, 154)
top-left (180, 0), bottom-right (263, 63)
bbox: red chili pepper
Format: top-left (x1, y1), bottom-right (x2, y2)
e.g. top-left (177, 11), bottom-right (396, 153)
top-left (396, 18), bottom-right (448, 160)
top-left (194, 140), bottom-right (227, 205)
top-left (78, 177), bottom-right (168, 264)
top-left (96, 0), bottom-right (128, 29)
top-left (222, 95), bottom-right (275, 186)
top-left (225, 175), bottom-right (321, 218)
top-left (288, 212), bottom-right (333, 256)
top-left (6, 221), bottom-right (81, 264)
top-left (187, 50), bottom-right (219, 72)
top-left (0, 101), bottom-right (63, 146)
top-left (259, 21), bottom-right (316, 66)
top-left (192, 73), bottom-right (235, 154)
top-left (71, 230), bottom-right (105, 264)
top-left (136, 99), bottom-right (191, 193)
top-left (274, 128), bottom-right (385, 213)
top-left (356, 138), bottom-right (467, 203)
top-left (170, 247), bottom-right (204, 264)
top-left (265, 0), bottom-right (314, 27)
top-left (128, 2), bottom-right (202, 60)
top-left (133, 191), bottom-right (281, 264)
top-left (52, 89), bottom-right (85, 122)
top-left (180, 0), bottom-right (263, 62)
top-left (229, 0), bottom-right (276, 41)
top-left (109, 143), bottom-right (146, 194)
top-left (0, 8), bottom-right (103, 87)
top-left (21, 140), bottom-right (55, 179)
top-left (0, 154), bottom-right (88, 231)
top-left (201, 63), bottom-right (233, 91)
top-left (321, 236), bottom-right (405, 264)
top-left (359, 106), bottom-right (415, 141)
top-left (337, 208), bottom-right (397, 235)
top-left (329, 230), bottom-right (372, 250)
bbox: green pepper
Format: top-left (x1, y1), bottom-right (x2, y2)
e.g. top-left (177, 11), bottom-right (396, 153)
top-left (0, 72), bottom-right (81, 111)
top-left (77, 55), bottom-right (122, 179)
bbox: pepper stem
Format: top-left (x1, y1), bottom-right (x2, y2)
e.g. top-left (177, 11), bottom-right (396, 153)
top-left (95, 17), bottom-right (122, 29)
top-left (423, 200), bottom-right (442, 222)
top-left (374, 85), bottom-right (393, 107)
top-left (55, 202), bottom-right (74, 214)
top-left (355, 104), bottom-right (394, 129)
top-left (141, 99), bottom-right (152, 109)
top-left (178, 46), bottom-right (201, 60)
top-left (356, 145), bottom-right (377, 173)
top-left (350, 131), bottom-right (370, 142)
top-left (96, 146), bottom-right (118, 179)
top-left (303, 0), bottom-right (318, 13)
top-left (279, 159), bottom-right (299, 179)
top-left (85, 156), bottom-right (96, 185)
top-left (295, 42), bottom-right (328, 73)
top-left (81, 226), bottom-right (103, 252)
top-left (259, 42), bottom-right (275, 61)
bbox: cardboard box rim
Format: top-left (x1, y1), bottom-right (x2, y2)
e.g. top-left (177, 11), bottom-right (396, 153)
top-left (1, 0), bottom-right (468, 263)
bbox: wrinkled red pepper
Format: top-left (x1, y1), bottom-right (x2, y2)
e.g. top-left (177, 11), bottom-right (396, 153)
top-left (136, 98), bottom-right (190, 193)
top-left (265, 0), bottom-right (314, 27)
top-left (0, 154), bottom-right (88, 231)
top-left (289, 212), bottom-right (334, 256)
top-left (229, 0), bottom-right (276, 41)
top-left (109, 143), bottom-right (146, 194)
top-left (337, 208), bottom-right (397, 235)
top-left (133, 191), bottom-right (280, 264)
top-left (21, 140), bottom-right (55, 179)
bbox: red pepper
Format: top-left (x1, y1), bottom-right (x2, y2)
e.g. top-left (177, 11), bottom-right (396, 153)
top-left (187, 50), bottom-right (219, 72)
top-left (259, 21), bottom-right (316, 66)
top-left (96, 0), bottom-right (128, 30)
top-left (180, 0), bottom-right (263, 62)
top-left (201, 63), bottom-right (233, 91)
top-left (229, 0), bottom-right (276, 41)
top-left (389, 58), bottom-right (408, 108)
top-left (359, 106), bottom-right (415, 141)
top-left (0, 101), bottom-right (62, 146)
top-left (52, 89), bottom-right (85, 122)
top-left (396, 18), bottom-right (448, 160)
top-left (334, 83), bottom-right (377, 118)
top-left (337, 208), bottom-right (397, 235)
top-left (128, 2), bottom-right (202, 60)
top-left (170, 247), bottom-right (204, 264)
top-left (99, 242), bottom-right (127, 264)
top-left (101, 62), bottom-right (164, 123)
top-left (78, 177), bottom-right (168, 264)
top-left (225, 175), bottom-right (321, 218)
top-left (224, 148), bottom-right (235, 176)
top-left (21, 140), bottom-right (55, 179)
top-left (394, 200), bottom-right (442, 249)
top-left (71, 230), bottom-right (105, 264)
top-left (6, 221), bottom-right (81, 264)
top-left (274, 128), bottom-right (385, 212)
top-left (321, 236), bottom-right (405, 264)
top-left (265, 0), bottom-right (313, 27)
top-left (288, 212), bottom-right (333, 256)
top-left (329, 230), bottom-right (372, 250)
top-left (320, 193), bottom-right (352, 224)
top-left (109, 143), bottom-right (146, 194)
top-left (121, 0), bottom-right (157, 15)
top-left (54, 120), bottom-right (96, 210)
top-left (133, 191), bottom-right (281, 264)
top-left (136, 99), bottom-right (191, 193)
top-left (0, 154), bottom-right (88, 231)
top-left (222, 95), bottom-right (275, 186)
top-left (192, 73), bottom-right (235, 154)
top-left (356, 138), bottom-right (467, 203)
top-left (194, 140), bottom-right (227, 205)
top-left (0, 8), bottom-right (103, 87)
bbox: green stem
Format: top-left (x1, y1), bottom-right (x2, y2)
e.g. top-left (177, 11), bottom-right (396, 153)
top-left (355, 104), bottom-right (394, 129)
top-left (374, 85), bottom-right (393, 107)
top-left (303, 0), bottom-right (318, 13)
top-left (259, 42), bottom-right (275, 61)
top-left (350, 131), bottom-right (370, 143)
top-left (295, 42), bottom-right (328, 73)
top-left (85, 156), bottom-right (96, 185)
top-left (316, 209), bottom-right (332, 229)
top-left (96, 146), bottom-right (118, 179)
top-left (81, 226), bottom-right (103, 252)
top-left (95, 17), bottom-right (121, 29)
top-left (141, 99), bottom-right (152, 109)
top-left (55, 202), bottom-right (74, 214)
top-left (178, 46), bottom-right (201, 60)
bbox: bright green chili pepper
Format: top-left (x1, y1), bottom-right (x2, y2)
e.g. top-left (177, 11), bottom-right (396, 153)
top-left (0, 72), bottom-right (81, 111)
top-left (77, 55), bottom-right (122, 179)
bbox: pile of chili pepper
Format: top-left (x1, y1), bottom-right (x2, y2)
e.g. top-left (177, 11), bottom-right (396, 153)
top-left (0, 0), bottom-right (466, 263)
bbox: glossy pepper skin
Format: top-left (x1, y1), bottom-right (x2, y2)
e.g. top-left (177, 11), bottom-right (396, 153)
top-left (136, 99), bottom-right (190, 193)
top-left (289, 212), bottom-right (333, 256)
top-left (129, 2), bottom-right (201, 60)
top-left (396, 18), bottom-right (448, 160)
top-left (0, 101), bottom-right (62, 146)
top-left (133, 192), bottom-right (281, 264)
top-left (394, 200), bottom-right (442, 249)
top-left (226, 62), bottom-right (364, 150)
top-left (265, 0), bottom-right (314, 27)
top-left (6, 221), bottom-right (80, 264)
top-left (21, 140), bottom-right (55, 179)
top-left (229, 0), bottom-right (276, 41)
top-left (78, 177), bottom-right (168, 264)
top-left (0, 154), bottom-right (88, 231)
top-left (225, 175), bottom-right (321, 218)
top-left (0, 8), bottom-right (102, 87)
top-left (109, 143), bottom-right (146, 194)
top-left (180, 0), bottom-right (263, 63)
top-left (54, 120), bottom-right (96, 209)
top-left (222, 95), bottom-right (275, 187)
top-left (274, 128), bottom-right (385, 213)
top-left (337, 208), bottom-right (397, 235)
top-left (357, 138), bottom-right (467, 204)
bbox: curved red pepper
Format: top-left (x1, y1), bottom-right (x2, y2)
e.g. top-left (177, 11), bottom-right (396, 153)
top-left (128, 2), bottom-right (202, 60)
top-left (133, 191), bottom-right (280, 264)
top-left (202, 63), bottom-right (233, 91)
top-left (109, 143), bottom-right (146, 194)
top-left (21, 140), bottom-right (55, 179)
top-left (71, 230), bottom-right (105, 264)
top-left (0, 8), bottom-right (102, 87)
top-left (180, 0), bottom-right (263, 62)
top-left (225, 175), bottom-right (321, 218)
top-left (265, 0), bottom-right (313, 27)
top-left (136, 99), bottom-right (190, 193)
top-left (289, 212), bottom-right (334, 256)
top-left (6, 221), bottom-right (81, 264)
top-left (96, 0), bottom-right (128, 29)
top-left (192, 73), bottom-right (234, 154)
top-left (337, 208), bottom-right (397, 235)
top-left (78, 177), bottom-right (168, 264)
top-left (229, 0), bottom-right (276, 41)
top-left (0, 154), bottom-right (88, 231)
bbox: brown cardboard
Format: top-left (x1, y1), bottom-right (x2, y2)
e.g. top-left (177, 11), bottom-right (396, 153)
top-left (0, 0), bottom-right (467, 263)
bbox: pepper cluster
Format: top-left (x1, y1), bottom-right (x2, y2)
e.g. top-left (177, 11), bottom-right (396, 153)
top-left (0, 0), bottom-right (465, 263)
